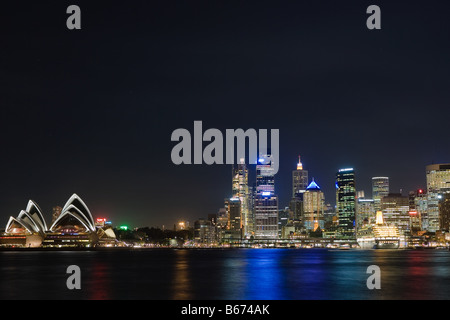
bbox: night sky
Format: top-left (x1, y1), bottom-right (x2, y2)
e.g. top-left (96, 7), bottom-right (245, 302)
top-left (1, 1), bottom-right (450, 229)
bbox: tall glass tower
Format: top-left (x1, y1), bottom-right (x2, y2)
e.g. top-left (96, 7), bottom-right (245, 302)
top-left (254, 154), bottom-right (278, 239)
top-left (336, 168), bottom-right (356, 237)
top-left (372, 177), bottom-right (389, 211)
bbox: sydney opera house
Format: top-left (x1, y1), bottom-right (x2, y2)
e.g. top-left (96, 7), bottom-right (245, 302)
top-left (0, 194), bottom-right (117, 248)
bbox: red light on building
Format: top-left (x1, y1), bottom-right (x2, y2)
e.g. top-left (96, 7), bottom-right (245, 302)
top-left (418, 189), bottom-right (423, 194)
top-left (409, 210), bottom-right (418, 216)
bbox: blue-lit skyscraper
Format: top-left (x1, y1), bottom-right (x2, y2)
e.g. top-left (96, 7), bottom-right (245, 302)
top-left (303, 179), bottom-right (325, 231)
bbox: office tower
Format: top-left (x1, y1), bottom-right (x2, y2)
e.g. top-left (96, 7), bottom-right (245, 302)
top-left (225, 198), bottom-right (242, 237)
top-left (256, 154), bottom-right (276, 195)
top-left (303, 180), bottom-right (325, 231)
top-left (254, 154), bottom-right (278, 239)
top-left (381, 193), bottom-right (411, 238)
top-left (216, 208), bottom-right (228, 229)
top-left (292, 156), bottom-right (308, 198)
top-left (232, 159), bottom-right (250, 237)
top-left (194, 218), bottom-right (215, 244)
top-left (278, 207), bottom-right (290, 238)
top-left (439, 193), bottom-right (450, 231)
top-left (409, 189), bottom-right (426, 232)
top-left (356, 198), bottom-right (375, 229)
top-left (426, 163), bottom-right (450, 232)
top-left (336, 168), bottom-right (356, 237)
top-left (289, 197), bottom-right (304, 221)
top-left (216, 208), bottom-right (228, 242)
top-left (246, 186), bottom-right (255, 236)
top-left (254, 194), bottom-right (278, 239)
top-left (372, 177), bottom-right (389, 211)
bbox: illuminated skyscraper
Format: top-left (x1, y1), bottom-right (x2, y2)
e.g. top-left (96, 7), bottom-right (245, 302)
top-left (254, 154), bottom-right (278, 239)
top-left (356, 198), bottom-right (375, 230)
top-left (254, 194), bottom-right (278, 239)
top-left (409, 189), bottom-right (426, 232)
top-left (372, 177), bottom-right (389, 211)
top-left (426, 163), bottom-right (450, 232)
top-left (292, 156), bottom-right (308, 198)
top-left (256, 154), bottom-right (275, 195)
top-left (225, 197), bottom-right (242, 236)
top-left (303, 180), bottom-right (324, 231)
top-left (336, 168), bottom-right (356, 237)
top-left (232, 159), bottom-right (251, 237)
top-left (381, 193), bottom-right (411, 239)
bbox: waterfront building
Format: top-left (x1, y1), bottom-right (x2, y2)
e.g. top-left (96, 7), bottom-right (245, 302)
top-left (2, 200), bottom-right (47, 247)
top-left (426, 163), bottom-right (450, 232)
top-left (336, 168), bottom-right (356, 237)
top-left (381, 193), bottom-right (411, 246)
top-left (193, 218), bottom-right (216, 244)
top-left (356, 211), bottom-right (400, 249)
top-left (1, 194), bottom-right (115, 248)
top-left (372, 177), bottom-right (389, 211)
top-left (303, 180), bottom-right (325, 232)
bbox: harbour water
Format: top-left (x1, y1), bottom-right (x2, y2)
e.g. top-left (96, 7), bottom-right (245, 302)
top-left (0, 248), bottom-right (449, 300)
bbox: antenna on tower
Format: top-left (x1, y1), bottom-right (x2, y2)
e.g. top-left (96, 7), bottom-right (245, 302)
top-left (297, 155), bottom-right (303, 170)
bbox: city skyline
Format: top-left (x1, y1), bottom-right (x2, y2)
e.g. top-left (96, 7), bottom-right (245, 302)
top-left (0, 158), bottom-right (444, 230)
top-left (1, 1), bottom-right (450, 229)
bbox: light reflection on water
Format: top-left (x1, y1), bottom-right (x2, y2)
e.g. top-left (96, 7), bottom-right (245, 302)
top-left (0, 249), bottom-right (449, 300)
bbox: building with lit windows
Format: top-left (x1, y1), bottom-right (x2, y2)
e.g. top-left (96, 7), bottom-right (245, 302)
top-left (409, 189), bottom-right (426, 233)
top-left (254, 154), bottom-right (279, 239)
top-left (232, 159), bottom-right (252, 237)
top-left (372, 177), bottom-right (389, 211)
top-left (292, 156), bottom-right (308, 198)
top-left (194, 218), bottom-right (216, 244)
top-left (426, 163), bottom-right (450, 232)
top-left (356, 198), bottom-right (375, 230)
top-left (254, 194), bottom-right (278, 239)
top-left (303, 180), bottom-right (325, 231)
top-left (225, 197), bottom-right (242, 238)
top-left (439, 193), bottom-right (450, 231)
top-left (336, 168), bottom-right (356, 237)
top-left (381, 193), bottom-right (411, 246)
